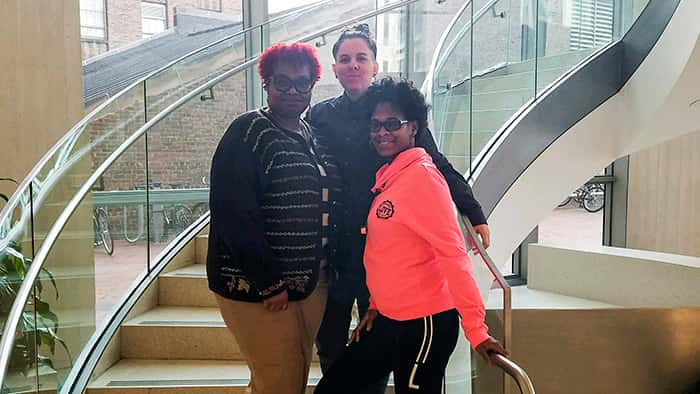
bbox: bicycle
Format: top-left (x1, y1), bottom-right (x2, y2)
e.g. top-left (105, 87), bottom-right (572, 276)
top-left (93, 207), bottom-right (114, 255)
top-left (557, 183), bottom-right (605, 213)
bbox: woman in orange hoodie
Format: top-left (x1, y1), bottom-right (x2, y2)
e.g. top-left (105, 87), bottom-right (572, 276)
top-left (314, 77), bottom-right (508, 394)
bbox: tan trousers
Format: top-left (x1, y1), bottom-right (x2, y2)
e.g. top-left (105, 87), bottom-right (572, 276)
top-left (215, 286), bottom-right (327, 394)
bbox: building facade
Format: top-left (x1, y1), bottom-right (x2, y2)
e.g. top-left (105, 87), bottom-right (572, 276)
top-left (79, 0), bottom-right (242, 60)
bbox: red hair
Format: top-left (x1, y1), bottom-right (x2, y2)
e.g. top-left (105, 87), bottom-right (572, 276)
top-left (257, 42), bottom-right (322, 82)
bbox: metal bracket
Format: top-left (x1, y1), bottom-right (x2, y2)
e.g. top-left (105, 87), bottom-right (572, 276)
top-left (200, 88), bottom-right (215, 101)
top-left (315, 35), bottom-right (327, 48)
top-left (491, 7), bottom-right (506, 18)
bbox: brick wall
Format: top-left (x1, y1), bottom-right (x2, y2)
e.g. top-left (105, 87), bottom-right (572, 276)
top-left (169, 0), bottom-right (241, 27)
top-left (106, 0), bottom-right (144, 50)
top-left (89, 66), bottom-right (347, 239)
top-left (81, 0), bottom-right (242, 60)
top-left (81, 40), bottom-right (109, 60)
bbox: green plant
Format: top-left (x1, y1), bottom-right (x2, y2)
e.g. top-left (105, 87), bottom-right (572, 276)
top-left (0, 241), bottom-right (71, 381)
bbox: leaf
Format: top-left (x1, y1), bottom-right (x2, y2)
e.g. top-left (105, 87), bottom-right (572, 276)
top-left (38, 267), bottom-right (58, 299)
top-left (35, 300), bottom-right (59, 331)
top-left (36, 327), bottom-right (56, 354)
top-left (21, 311), bottom-right (36, 331)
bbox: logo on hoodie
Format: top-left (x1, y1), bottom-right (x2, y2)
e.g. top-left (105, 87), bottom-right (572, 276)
top-left (376, 200), bottom-right (394, 219)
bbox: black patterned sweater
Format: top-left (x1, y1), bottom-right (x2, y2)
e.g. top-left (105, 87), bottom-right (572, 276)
top-left (207, 109), bottom-right (343, 302)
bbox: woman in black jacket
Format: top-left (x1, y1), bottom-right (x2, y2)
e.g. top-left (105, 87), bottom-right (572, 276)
top-left (307, 24), bottom-right (492, 394)
top-left (207, 42), bottom-right (342, 394)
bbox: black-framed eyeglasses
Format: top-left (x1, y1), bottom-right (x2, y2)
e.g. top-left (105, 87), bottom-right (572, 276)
top-left (369, 118), bottom-right (409, 133)
top-left (269, 75), bottom-right (314, 94)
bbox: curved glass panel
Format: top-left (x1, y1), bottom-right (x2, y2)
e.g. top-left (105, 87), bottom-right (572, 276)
top-left (2, 2), bottom-right (498, 393)
top-left (428, 1), bottom-right (655, 393)
top-left (430, 0), bottom-right (652, 176)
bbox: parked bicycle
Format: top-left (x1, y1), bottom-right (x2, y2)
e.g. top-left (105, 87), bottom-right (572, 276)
top-left (123, 182), bottom-right (203, 243)
top-left (558, 183), bottom-right (605, 213)
top-left (93, 206), bottom-right (114, 255)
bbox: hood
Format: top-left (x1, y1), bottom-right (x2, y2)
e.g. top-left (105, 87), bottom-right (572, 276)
top-left (371, 147), bottom-right (432, 194)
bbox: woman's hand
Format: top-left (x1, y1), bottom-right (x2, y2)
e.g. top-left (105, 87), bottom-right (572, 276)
top-left (263, 290), bottom-right (288, 312)
top-left (475, 337), bottom-right (509, 366)
top-left (469, 224), bottom-right (491, 252)
top-left (348, 309), bottom-right (378, 344)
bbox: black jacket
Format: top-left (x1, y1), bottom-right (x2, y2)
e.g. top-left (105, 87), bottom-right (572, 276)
top-left (207, 109), bottom-right (343, 302)
top-left (307, 94), bottom-right (486, 302)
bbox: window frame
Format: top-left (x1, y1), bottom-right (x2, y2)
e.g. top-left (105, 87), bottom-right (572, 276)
top-left (79, 0), bottom-right (108, 42)
top-left (141, 1), bottom-right (168, 38)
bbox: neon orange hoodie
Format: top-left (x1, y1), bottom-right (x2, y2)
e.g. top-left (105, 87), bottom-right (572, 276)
top-left (364, 147), bottom-right (490, 349)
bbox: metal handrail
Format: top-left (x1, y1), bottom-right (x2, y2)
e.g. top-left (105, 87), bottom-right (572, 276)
top-left (463, 216), bottom-right (537, 394)
top-left (461, 216), bottom-right (511, 350)
top-left (491, 353), bottom-right (536, 394)
top-left (420, 0), bottom-right (499, 97)
top-left (433, 0), bottom-right (500, 84)
top-left (0, 0), bottom-right (332, 248)
top-left (0, 0), bottom-right (422, 387)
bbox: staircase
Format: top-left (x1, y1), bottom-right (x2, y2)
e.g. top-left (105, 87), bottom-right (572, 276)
top-left (86, 233), bottom-right (392, 393)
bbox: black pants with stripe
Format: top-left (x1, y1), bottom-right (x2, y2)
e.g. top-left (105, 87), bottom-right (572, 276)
top-left (314, 309), bottom-right (459, 394)
top-left (316, 296), bottom-right (390, 394)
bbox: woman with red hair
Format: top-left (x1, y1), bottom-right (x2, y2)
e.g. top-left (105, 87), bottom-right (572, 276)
top-left (207, 42), bottom-right (342, 394)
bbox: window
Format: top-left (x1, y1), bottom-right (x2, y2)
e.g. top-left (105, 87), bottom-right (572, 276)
top-left (198, 0), bottom-right (222, 12)
top-left (569, 0), bottom-right (614, 50)
top-left (80, 0), bottom-right (106, 40)
top-left (142, 2), bottom-right (167, 38)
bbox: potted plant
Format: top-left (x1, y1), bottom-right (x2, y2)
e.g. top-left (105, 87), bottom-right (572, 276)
top-left (0, 241), bottom-right (71, 389)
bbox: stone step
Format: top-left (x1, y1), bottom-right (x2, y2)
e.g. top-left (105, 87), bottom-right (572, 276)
top-left (441, 108), bottom-right (519, 133)
top-left (195, 234), bottom-right (208, 265)
top-left (159, 264), bottom-right (216, 307)
top-left (438, 130), bottom-right (496, 157)
top-left (442, 87), bottom-right (535, 112)
top-left (87, 359), bottom-right (396, 393)
top-left (121, 306), bottom-right (241, 360)
top-left (469, 67), bottom-right (564, 93)
top-left (503, 50), bottom-right (594, 75)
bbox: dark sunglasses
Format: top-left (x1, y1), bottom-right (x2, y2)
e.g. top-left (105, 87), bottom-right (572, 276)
top-left (269, 75), bottom-right (314, 93)
top-left (369, 118), bottom-right (409, 133)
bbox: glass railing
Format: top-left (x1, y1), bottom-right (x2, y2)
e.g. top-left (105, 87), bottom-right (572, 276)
top-left (428, 0), bottom-right (651, 175)
top-left (2, 1), bottom-right (497, 392)
top-left (441, 215), bottom-right (513, 394)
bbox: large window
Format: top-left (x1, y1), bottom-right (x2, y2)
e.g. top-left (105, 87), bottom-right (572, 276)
top-left (142, 2), bottom-right (167, 38)
top-left (80, 0), bottom-right (106, 40)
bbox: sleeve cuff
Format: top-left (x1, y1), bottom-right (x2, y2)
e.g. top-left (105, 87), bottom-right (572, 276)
top-left (466, 327), bottom-right (491, 351)
top-left (466, 210), bottom-right (487, 226)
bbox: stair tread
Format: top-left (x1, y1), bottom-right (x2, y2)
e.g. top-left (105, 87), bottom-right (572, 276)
top-left (124, 305), bottom-right (222, 326)
top-left (162, 263), bottom-right (206, 277)
top-left (487, 285), bottom-right (620, 310)
top-left (90, 359), bottom-right (321, 388)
